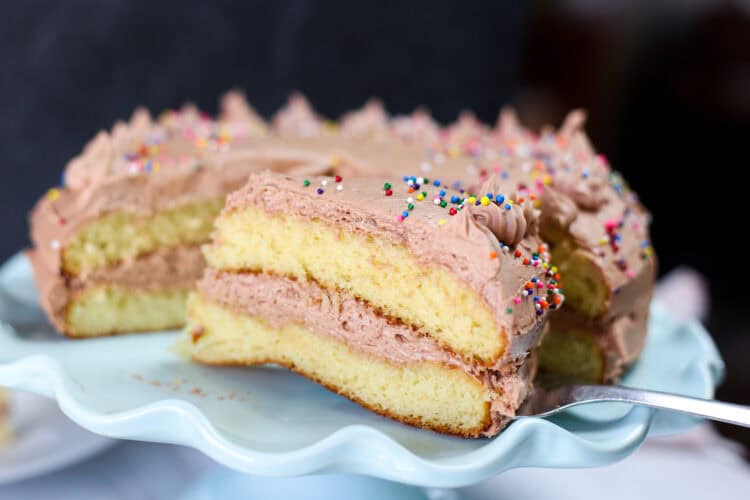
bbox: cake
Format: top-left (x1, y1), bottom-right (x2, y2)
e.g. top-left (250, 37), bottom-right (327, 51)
top-left (178, 171), bottom-right (563, 436)
top-left (29, 91), bottom-right (655, 385)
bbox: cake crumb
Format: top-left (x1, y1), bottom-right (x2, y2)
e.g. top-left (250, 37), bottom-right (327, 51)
top-left (191, 327), bottom-right (205, 344)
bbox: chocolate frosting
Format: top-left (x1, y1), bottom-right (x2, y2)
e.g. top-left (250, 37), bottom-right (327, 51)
top-left (221, 171), bottom-right (561, 364)
top-left (459, 201), bottom-right (527, 248)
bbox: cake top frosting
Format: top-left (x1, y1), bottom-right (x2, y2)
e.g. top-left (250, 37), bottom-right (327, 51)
top-left (55, 91), bottom-right (474, 196)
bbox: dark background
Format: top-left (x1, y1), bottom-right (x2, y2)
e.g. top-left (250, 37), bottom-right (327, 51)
top-left (2, 1), bottom-right (749, 450)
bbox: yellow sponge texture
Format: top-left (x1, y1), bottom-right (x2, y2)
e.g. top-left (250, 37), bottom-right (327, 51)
top-left (538, 328), bottom-right (605, 383)
top-left (63, 198), bottom-right (224, 275)
top-left (204, 207), bottom-right (503, 363)
top-left (65, 286), bottom-right (190, 337)
top-left (550, 240), bottom-right (610, 318)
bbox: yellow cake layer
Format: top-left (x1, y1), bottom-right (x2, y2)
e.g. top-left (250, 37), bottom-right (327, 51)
top-left (180, 294), bottom-right (494, 437)
top-left (549, 240), bottom-right (609, 319)
top-left (204, 207), bottom-right (503, 363)
top-left (537, 327), bottom-right (605, 383)
top-left (65, 286), bottom-right (190, 337)
top-left (63, 198), bottom-right (224, 275)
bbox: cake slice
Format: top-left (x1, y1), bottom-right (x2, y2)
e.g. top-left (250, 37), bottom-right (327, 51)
top-left (179, 171), bottom-right (563, 436)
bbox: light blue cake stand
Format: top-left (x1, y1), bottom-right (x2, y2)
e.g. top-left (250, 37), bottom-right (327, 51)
top-left (0, 253), bottom-right (724, 499)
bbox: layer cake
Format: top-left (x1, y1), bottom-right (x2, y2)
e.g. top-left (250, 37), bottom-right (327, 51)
top-left (28, 92), bottom-right (656, 385)
top-left (179, 171), bottom-right (562, 436)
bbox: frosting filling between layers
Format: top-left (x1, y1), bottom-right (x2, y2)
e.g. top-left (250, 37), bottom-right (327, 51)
top-left (193, 270), bottom-right (539, 434)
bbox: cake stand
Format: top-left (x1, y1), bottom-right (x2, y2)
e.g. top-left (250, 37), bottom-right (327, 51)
top-left (0, 253), bottom-right (724, 499)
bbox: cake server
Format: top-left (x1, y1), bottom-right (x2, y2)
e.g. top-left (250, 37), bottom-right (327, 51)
top-left (517, 384), bottom-right (750, 427)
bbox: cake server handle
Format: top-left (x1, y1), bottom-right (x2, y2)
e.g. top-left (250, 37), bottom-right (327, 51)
top-left (518, 384), bottom-right (750, 428)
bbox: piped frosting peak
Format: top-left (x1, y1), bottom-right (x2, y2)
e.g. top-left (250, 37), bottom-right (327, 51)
top-left (453, 176), bottom-right (539, 247)
top-left (219, 90), bottom-right (268, 133)
top-left (340, 99), bottom-right (388, 138)
top-left (273, 93), bottom-right (322, 137)
top-left (463, 202), bottom-right (527, 247)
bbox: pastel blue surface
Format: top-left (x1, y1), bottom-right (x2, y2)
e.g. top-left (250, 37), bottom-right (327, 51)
top-left (0, 253), bottom-right (724, 488)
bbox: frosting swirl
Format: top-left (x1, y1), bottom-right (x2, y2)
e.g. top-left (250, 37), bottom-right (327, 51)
top-left (551, 170), bottom-right (608, 211)
top-left (470, 202), bottom-right (527, 247)
top-left (540, 188), bottom-right (578, 231)
top-left (448, 198), bottom-right (531, 248)
top-left (451, 176), bottom-right (540, 247)
top-left (446, 204), bottom-right (498, 247)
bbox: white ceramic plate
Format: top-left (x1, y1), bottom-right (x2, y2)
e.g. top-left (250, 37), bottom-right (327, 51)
top-left (0, 253), bottom-right (724, 488)
top-left (0, 390), bottom-right (114, 485)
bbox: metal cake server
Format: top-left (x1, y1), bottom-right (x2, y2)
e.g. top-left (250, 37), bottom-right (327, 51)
top-left (517, 384), bottom-right (750, 427)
